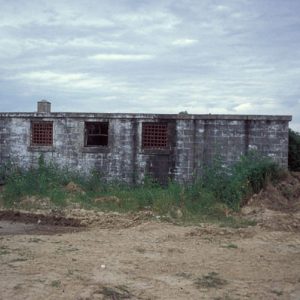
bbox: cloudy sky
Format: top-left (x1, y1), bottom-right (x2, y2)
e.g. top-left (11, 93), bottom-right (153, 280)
top-left (0, 0), bottom-right (300, 130)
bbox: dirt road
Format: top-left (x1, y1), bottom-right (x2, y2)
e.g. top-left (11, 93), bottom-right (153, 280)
top-left (0, 208), bottom-right (299, 300)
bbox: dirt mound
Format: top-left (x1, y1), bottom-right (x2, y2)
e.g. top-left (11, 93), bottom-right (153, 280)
top-left (245, 172), bottom-right (300, 213)
top-left (65, 181), bottom-right (86, 194)
top-left (241, 172), bottom-right (300, 231)
top-left (65, 208), bottom-right (154, 229)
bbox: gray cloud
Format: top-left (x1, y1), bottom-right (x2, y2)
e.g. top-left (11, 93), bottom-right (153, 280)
top-left (0, 0), bottom-right (300, 130)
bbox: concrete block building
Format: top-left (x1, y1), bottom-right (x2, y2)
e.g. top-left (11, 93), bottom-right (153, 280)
top-left (0, 101), bottom-right (292, 184)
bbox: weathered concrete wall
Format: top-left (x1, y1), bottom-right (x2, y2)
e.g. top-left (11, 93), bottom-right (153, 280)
top-left (173, 117), bottom-right (290, 183)
top-left (0, 112), bottom-right (291, 184)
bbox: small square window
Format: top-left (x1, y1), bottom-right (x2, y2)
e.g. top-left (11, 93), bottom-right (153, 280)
top-left (85, 122), bottom-right (108, 147)
top-left (31, 122), bottom-right (53, 146)
top-left (142, 123), bottom-right (168, 149)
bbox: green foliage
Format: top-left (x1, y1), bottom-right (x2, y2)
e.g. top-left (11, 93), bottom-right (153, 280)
top-left (225, 151), bottom-right (280, 209)
top-left (222, 243), bottom-right (238, 249)
top-left (1, 155), bottom-right (74, 206)
top-left (0, 152), bottom-right (281, 225)
top-left (289, 129), bottom-right (300, 171)
top-left (199, 151), bottom-right (279, 210)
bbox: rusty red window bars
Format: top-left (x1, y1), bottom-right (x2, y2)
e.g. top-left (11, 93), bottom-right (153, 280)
top-left (142, 123), bottom-right (168, 149)
top-left (31, 122), bottom-right (53, 146)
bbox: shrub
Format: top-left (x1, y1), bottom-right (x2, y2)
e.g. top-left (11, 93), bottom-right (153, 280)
top-left (197, 151), bottom-right (280, 210)
top-left (227, 151), bottom-right (280, 209)
top-left (289, 129), bottom-right (300, 171)
top-left (0, 152), bottom-right (281, 218)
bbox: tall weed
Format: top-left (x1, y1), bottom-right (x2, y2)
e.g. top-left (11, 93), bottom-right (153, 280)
top-left (0, 152), bottom-right (281, 216)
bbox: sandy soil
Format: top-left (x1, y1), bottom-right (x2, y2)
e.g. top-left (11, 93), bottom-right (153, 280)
top-left (0, 209), bottom-right (299, 300)
top-left (1, 173), bottom-right (300, 300)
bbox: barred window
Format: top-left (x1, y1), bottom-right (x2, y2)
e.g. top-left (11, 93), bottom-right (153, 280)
top-left (85, 122), bottom-right (108, 146)
top-left (31, 122), bottom-right (53, 146)
top-left (142, 123), bottom-right (168, 149)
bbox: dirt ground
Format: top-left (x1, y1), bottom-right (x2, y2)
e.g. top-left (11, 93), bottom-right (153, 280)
top-left (1, 174), bottom-right (300, 300)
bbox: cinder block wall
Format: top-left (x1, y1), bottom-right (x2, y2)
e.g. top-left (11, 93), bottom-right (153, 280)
top-left (173, 117), bottom-right (289, 183)
top-left (0, 112), bottom-right (291, 184)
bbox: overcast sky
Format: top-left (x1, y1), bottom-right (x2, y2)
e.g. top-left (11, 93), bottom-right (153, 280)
top-left (0, 0), bottom-right (299, 130)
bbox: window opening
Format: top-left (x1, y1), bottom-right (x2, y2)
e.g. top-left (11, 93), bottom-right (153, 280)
top-left (31, 122), bottom-right (53, 146)
top-left (85, 122), bottom-right (108, 146)
top-left (142, 123), bottom-right (168, 149)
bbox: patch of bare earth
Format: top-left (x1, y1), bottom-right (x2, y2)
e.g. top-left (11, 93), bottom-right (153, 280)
top-left (241, 171), bottom-right (300, 232)
top-left (0, 174), bottom-right (300, 299)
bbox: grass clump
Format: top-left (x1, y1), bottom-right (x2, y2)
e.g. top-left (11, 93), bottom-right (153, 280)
top-left (0, 152), bottom-right (281, 226)
top-left (50, 280), bottom-right (61, 288)
top-left (0, 246), bottom-right (10, 255)
top-left (221, 243), bottom-right (238, 249)
top-left (1, 156), bottom-right (71, 207)
top-left (194, 272), bottom-right (228, 289)
top-left (97, 285), bottom-right (133, 299)
top-left (202, 151), bottom-right (281, 210)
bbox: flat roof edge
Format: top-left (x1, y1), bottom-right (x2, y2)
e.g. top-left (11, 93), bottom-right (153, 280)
top-left (0, 112), bottom-right (292, 121)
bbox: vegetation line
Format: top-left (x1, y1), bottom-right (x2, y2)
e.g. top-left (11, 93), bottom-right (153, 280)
top-left (0, 151), bottom-right (282, 226)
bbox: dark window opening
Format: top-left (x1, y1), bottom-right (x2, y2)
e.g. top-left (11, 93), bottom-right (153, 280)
top-left (31, 122), bottom-right (53, 146)
top-left (85, 122), bottom-right (109, 146)
top-left (142, 123), bottom-right (168, 149)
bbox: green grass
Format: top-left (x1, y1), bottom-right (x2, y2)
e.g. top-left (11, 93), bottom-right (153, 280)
top-left (222, 243), bottom-right (238, 249)
top-left (28, 238), bottom-right (43, 243)
top-left (0, 152), bottom-right (281, 226)
top-left (0, 248), bottom-right (10, 255)
top-left (50, 280), bottom-right (61, 288)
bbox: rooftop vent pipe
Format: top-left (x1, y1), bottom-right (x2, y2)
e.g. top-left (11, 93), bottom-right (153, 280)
top-left (37, 100), bottom-right (51, 113)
